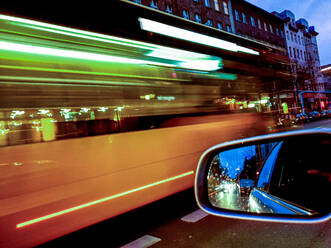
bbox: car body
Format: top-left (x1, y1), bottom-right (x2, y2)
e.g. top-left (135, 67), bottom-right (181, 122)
top-left (308, 111), bottom-right (320, 121)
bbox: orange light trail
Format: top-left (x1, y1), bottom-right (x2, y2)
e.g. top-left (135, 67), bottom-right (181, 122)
top-left (16, 170), bottom-right (194, 229)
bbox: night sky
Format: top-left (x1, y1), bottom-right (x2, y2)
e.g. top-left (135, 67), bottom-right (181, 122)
top-left (247, 0), bottom-right (331, 66)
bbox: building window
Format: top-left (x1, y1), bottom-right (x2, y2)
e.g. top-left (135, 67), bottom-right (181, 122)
top-left (242, 13), bottom-right (247, 24)
top-left (290, 32), bottom-right (293, 41)
top-left (250, 17), bottom-right (255, 27)
top-left (293, 47), bottom-right (296, 58)
top-left (150, 0), bottom-right (158, 9)
top-left (294, 34), bottom-right (297, 43)
top-left (269, 24), bottom-right (273, 33)
top-left (217, 22), bottom-right (223, 30)
top-left (226, 25), bottom-right (231, 32)
top-left (276, 28), bottom-right (279, 36)
top-left (289, 46), bottom-right (292, 57)
top-left (204, 0), bottom-right (210, 7)
top-left (264, 22), bottom-right (268, 32)
top-left (205, 19), bottom-right (213, 26)
top-left (281, 30), bottom-right (284, 38)
top-left (166, 5), bottom-right (173, 14)
top-left (298, 36), bottom-right (301, 45)
top-left (258, 19), bottom-right (262, 29)
top-left (214, 0), bottom-right (220, 11)
top-left (300, 50), bottom-right (303, 60)
top-left (182, 10), bottom-right (189, 19)
top-left (223, 1), bottom-right (229, 15)
top-left (235, 9), bottom-right (240, 21)
top-left (195, 13), bottom-right (201, 23)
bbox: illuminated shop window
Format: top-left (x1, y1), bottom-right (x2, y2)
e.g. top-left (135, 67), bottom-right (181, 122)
top-left (205, 0), bottom-right (210, 7)
top-left (217, 22), bottom-right (223, 30)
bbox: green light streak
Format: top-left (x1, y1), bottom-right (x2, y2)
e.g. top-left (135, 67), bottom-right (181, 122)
top-left (0, 14), bottom-right (224, 72)
top-left (16, 170), bottom-right (194, 228)
top-left (0, 65), bottom-right (187, 82)
top-left (213, 73), bottom-right (238, 80)
top-left (0, 76), bottom-right (152, 87)
top-left (0, 41), bottom-right (176, 67)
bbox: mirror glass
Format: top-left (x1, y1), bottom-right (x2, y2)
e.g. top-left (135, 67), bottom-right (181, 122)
top-left (207, 134), bottom-right (331, 216)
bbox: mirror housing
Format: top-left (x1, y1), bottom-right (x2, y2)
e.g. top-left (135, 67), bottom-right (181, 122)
top-left (195, 129), bottom-right (331, 223)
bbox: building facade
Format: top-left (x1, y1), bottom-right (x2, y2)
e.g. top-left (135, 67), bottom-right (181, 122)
top-left (231, 0), bottom-right (286, 53)
top-left (130, 0), bottom-right (287, 53)
top-left (128, 0), bottom-right (327, 114)
top-left (132, 0), bottom-right (233, 32)
top-left (273, 10), bottom-right (326, 112)
top-left (321, 65), bottom-right (331, 109)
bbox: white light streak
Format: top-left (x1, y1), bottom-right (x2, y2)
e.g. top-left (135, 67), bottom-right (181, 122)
top-left (139, 18), bottom-right (260, 55)
top-left (321, 66), bottom-right (331, 72)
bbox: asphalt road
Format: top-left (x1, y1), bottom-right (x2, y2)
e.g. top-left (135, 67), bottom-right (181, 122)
top-left (39, 118), bottom-right (331, 248)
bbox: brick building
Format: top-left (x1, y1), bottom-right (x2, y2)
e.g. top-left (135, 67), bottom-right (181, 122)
top-left (130, 0), bottom-right (287, 55)
top-left (231, 0), bottom-right (286, 53)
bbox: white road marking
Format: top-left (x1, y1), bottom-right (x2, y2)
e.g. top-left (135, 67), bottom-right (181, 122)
top-left (120, 235), bottom-right (161, 248)
top-left (181, 209), bottom-right (208, 223)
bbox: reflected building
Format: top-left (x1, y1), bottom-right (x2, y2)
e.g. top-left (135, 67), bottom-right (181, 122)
top-left (321, 65), bottom-right (331, 108)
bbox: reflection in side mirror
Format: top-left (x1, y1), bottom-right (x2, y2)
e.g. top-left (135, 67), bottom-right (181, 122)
top-left (195, 130), bottom-right (331, 223)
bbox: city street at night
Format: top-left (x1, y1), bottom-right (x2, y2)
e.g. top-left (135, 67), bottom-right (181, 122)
top-left (1, 1), bottom-right (330, 247)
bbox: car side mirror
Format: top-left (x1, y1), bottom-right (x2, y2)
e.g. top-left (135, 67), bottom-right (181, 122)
top-left (195, 129), bottom-right (331, 223)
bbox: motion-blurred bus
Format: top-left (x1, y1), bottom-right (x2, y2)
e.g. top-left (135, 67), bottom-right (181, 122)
top-left (0, 1), bottom-right (291, 246)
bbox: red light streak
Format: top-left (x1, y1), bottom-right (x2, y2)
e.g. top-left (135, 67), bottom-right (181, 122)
top-left (16, 170), bottom-right (194, 228)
